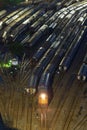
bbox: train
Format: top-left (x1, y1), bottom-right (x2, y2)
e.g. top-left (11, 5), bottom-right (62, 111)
top-left (30, 10), bottom-right (54, 33)
top-left (38, 11), bottom-right (87, 103)
top-left (0, 7), bottom-right (30, 30)
top-left (0, 4), bottom-right (45, 42)
top-left (59, 13), bottom-right (87, 71)
top-left (1, 7), bottom-right (33, 41)
top-left (27, 7), bottom-right (87, 103)
top-left (21, 6), bottom-right (76, 47)
top-left (0, 10), bottom-right (7, 19)
top-left (77, 53), bottom-right (87, 81)
top-left (32, 33), bottom-right (57, 63)
top-left (31, 9), bottom-right (72, 64)
top-left (38, 49), bottom-right (65, 103)
top-left (77, 64), bottom-right (87, 81)
top-left (20, 10), bottom-right (56, 44)
top-left (25, 39), bottom-right (62, 94)
top-left (26, 24), bottom-right (49, 47)
top-left (8, 10), bottom-right (45, 41)
top-left (25, 10), bottom-right (79, 95)
top-left (21, 8), bottom-right (66, 45)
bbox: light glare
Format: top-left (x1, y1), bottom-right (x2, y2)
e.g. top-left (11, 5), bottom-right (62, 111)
top-left (40, 93), bottom-right (47, 100)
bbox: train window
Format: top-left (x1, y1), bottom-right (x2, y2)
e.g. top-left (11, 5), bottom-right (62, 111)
top-left (10, 34), bottom-right (14, 38)
top-left (39, 47), bottom-right (43, 50)
top-left (76, 6), bottom-right (83, 10)
top-left (23, 19), bottom-right (29, 25)
top-left (59, 14), bottom-right (65, 19)
top-left (60, 8), bottom-right (66, 12)
top-left (13, 15), bottom-right (18, 20)
top-left (57, 11), bottom-right (61, 15)
top-left (69, 7), bottom-right (75, 10)
top-left (70, 10), bottom-right (75, 14)
top-left (43, 13), bottom-right (48, 17)
top-left (49, 23), bottom-right (54, 28)
top-left (52, 23), bottom-right (57, 29)
top-left (0, 21), bottom-right (3, 27)
top-left (60, 35), bottom-right (64, 39)
top-left (46, 34), bottom-right (52, 41)
top-left (63, 11), bottom-right (68, 15)
top-left (2, 31), bottom-right (7, 38)
top-left (66, 14), bottom-right (72, 18)
top-left (40, 25), bottom-right (48, 32)
top-left (78, 17), bottom-right (84, 22)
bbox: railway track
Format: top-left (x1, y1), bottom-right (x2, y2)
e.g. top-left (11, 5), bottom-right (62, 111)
top-left (62, 82), bottom-right (84, 130)
top-left (73, 114), bottom-right (87, 130)
top-left (47, 74), bottom-right (75, 130)
top-left (47, 74), bottom-right (87, 130)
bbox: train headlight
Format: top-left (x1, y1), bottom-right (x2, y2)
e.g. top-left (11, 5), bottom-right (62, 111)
top-left (40, 93), bottom-right (47, 100)
top-left (64, 66), bottom-right (67, 71)
top-left (59, 66), bottom-right (62, 71)
top-left (83, 76), bottom-right (86, 81)
top-left (38, 92), bottom-right (48, 106)
top-left (77, 75), bottom-right (80, 80)
top-left (10, 34), bottom-right (14, 38)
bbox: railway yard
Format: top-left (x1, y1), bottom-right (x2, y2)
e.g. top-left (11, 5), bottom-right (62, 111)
top-left (0, 0), bottom-right (87, 130)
